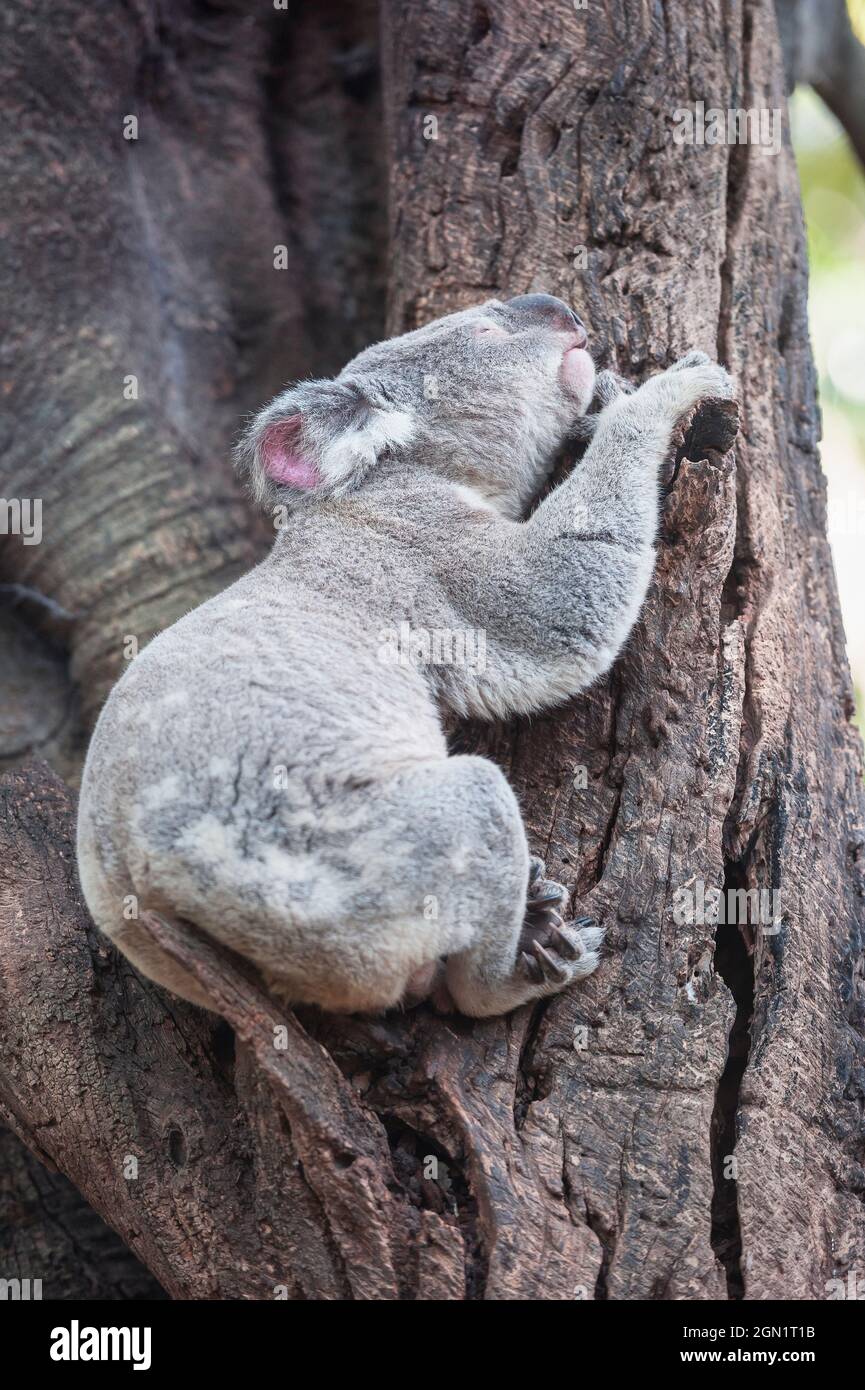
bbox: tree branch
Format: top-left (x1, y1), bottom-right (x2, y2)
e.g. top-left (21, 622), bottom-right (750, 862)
top-left (776, 0), bottom-right (865, 167)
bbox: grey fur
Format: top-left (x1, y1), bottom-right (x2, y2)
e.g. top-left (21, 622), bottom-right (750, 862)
top-left (76, 298), bottom-right (734, 1016)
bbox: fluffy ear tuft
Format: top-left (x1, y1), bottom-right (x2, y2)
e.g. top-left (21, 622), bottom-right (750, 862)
top-left (235, 379), bottom-right (415, 513)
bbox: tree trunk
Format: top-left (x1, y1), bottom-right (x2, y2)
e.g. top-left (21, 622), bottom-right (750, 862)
top-left (1, 0), bottom-right (863, 1300)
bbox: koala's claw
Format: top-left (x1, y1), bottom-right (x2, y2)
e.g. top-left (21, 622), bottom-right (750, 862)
top-left (527, 887), bottom-right (565, 912)
top-left (527, 856), bottom-right (567, 903)
top-left (530, 941), bottom-right (569, 982)
top-left (519, 950), bottom-right (538, 980)
top-left (522, 857), bottom-right (570, 949)
top-left (518, 918), bottom-right (604, 988)
top-left (548, 924), bottom-right (579, 960)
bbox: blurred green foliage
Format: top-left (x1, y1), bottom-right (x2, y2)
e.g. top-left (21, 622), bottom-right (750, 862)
top-left (790, 70), bottom-right (865, 723)
top-left (790, 87), bottom-right (865, 440)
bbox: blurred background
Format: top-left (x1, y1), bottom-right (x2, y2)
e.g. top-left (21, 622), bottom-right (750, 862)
top-left (790, 4), bottom-right (865, 720)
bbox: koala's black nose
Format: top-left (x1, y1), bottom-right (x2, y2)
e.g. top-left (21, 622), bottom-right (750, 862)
top-left (507, 293), bottom-right (588, 346)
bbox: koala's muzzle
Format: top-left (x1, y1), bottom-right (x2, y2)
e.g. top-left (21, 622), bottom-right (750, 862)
top-left (507, 293), bottom-right (588, 346)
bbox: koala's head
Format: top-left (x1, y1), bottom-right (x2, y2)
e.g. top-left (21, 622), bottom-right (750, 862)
top-left (236, 294), bottom-right (595, 519)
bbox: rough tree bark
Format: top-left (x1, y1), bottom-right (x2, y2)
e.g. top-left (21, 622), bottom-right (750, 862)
top-left (1, 0), bottom-right (863, 1300)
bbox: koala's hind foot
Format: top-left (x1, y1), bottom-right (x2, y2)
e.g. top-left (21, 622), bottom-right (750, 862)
top-left (444, 851), bottom-right (604, 1017)
top-left (519, 915), bottom-right (604, 987)
top-left (519, 855), bottom-right (605, 981)
top-left (445, 902), bottom-right (604, 1016)
top-left (519, 858), bottom-right (603, 984)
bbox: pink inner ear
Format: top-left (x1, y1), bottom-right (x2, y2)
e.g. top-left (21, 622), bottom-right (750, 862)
top-left (260, 415), bottom-right (321, 489)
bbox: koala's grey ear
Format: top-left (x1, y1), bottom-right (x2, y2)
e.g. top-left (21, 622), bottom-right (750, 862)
top-left (235, 379), bottom-right (415, 510)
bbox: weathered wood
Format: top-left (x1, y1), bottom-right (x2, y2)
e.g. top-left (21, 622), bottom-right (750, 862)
top-left (0, 763), bottom-right (320, 1299)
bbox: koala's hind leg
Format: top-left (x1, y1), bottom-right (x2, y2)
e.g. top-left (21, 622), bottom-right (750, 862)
top-left (271, 758), bottom-right (603, 1018)
top-left (249, 753), bottom-right (600, 1018)
top-left (378, 766), bottom-right (604, 1018)
top-left (285, 753), bottom-right (533, 1013)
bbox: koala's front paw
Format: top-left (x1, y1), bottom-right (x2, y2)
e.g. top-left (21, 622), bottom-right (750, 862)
top-left (667, 359), bottom-right (734, 403)
top-left (647, 355), bottom-right (736, 439)
top-left (668, 350), bottom-right (712, 371)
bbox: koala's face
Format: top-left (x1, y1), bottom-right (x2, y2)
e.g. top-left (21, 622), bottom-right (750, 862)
top-left (238, 295), bottom-right (595, 519)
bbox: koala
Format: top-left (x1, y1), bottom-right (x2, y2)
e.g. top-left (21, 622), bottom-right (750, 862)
top-left (76, 294), bottom-right (734, 1017)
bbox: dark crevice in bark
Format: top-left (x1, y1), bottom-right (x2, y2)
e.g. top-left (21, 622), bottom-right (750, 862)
top-left (513, 1046), bottom-right (538, 1132)
top-left (709, 858), bottom-right (755, 1300)
top-left (383, 1115), bottom-right (482, 1297)
top-left (717, 1), bottom-right (754, 369)
top-left (593, 665), bottom-right (626, 887)
top-left (260, 0), bottom-right (386, 377)
top-left (513, 1000), bottom-right (555, 1131)
top-left (383, 1116), bottom-right (456, 1214)
top-left (713, 281), bottom-right (759, 1298)
top-left (717, 139), bottom-right (751, 369)
top-left (469, 5), bottom-right (493, 46)
top-left (583, 1201), bottom-right (614, 1300)
top-left (720, 542), bottom-right (756, 632)
top-left (210, 1018), bottom-right (237, 1085)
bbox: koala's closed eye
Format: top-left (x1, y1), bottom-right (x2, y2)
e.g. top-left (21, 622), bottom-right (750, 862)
top-left (472, 319), bottom-right (510, 341)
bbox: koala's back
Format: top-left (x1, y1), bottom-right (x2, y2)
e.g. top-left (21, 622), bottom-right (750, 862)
top-left (76, 523), bottom-right (448, 995)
